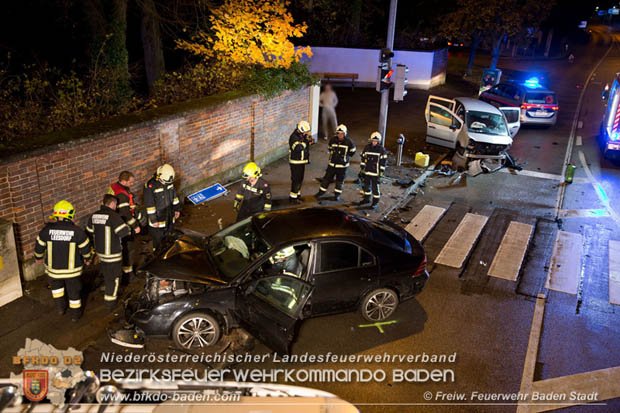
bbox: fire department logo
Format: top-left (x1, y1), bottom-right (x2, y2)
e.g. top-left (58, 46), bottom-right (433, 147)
top-left (23, 370), bottom-right (49, 402)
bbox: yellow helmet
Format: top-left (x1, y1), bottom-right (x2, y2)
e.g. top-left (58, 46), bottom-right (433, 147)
top-left (336, 124), bottom-right (348, 135)
top-left (157, 164), bottom-right (175, 183)
top-left (52, 200), bottom-right (75, 221)
top-left (370, 131), bottom-right (382, 142)
top-left (242, 162), bottom-right (261, 179)
top-left (297, 120), bottom-right (311, 133)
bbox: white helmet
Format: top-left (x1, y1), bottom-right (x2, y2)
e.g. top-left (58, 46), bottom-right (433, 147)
top-left (336, 124), bottom-right (348, 135)
top-left (270, 246), bottom-right (296, 263)
top-left (297, 120), bottom-right (311, 133)
top-left (370, 131), bottom-right (382, 142)
top-left (157, 164), bottom-right (175, 183)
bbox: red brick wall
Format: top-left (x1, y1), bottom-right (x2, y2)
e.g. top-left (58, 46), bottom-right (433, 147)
top-left (0, 88), bottom-right (309, 267)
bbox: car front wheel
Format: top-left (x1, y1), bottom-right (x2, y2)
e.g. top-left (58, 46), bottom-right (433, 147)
top-left (360, 288), bottom-right (399, 322)
top-left (172, 312), bottom-right (221, 349)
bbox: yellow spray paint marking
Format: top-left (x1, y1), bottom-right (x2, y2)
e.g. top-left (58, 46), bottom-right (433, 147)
top-left (0, 256), bottom-right (3, 270)
top-left (358, 320), bottom-right (398, 333)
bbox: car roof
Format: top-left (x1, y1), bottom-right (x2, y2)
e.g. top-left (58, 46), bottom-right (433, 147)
top-left (504, 80), bottom-right (554, 93)
top-left (455, 97), bottom-right (502, 115)
top-left (253, 207), bottom-right (367, 246)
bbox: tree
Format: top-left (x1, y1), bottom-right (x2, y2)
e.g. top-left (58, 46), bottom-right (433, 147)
top-left (138, 0), bottom-right (166, 93)
top-left (439, 0), bottom-right (555, 73)
top-left (177, 0), bottom-right (312, 69)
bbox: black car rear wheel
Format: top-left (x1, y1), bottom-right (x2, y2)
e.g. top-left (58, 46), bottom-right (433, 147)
top-left (172, 313), bottom-right (221, 349)
top-left (360, 288), bottom-right (399, 322)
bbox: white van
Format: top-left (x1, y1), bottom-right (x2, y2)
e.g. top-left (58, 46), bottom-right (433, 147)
top-left (425, 96), bottom-right (520, 160)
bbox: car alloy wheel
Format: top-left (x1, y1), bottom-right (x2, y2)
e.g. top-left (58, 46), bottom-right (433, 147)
top-left (361, 288), bottom-right (399, 322)
top-left (173, 313), bottom-right (221, 349)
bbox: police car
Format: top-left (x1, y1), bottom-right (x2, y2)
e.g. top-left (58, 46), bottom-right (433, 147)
top-left (479, 78), bottom-right (558, 127)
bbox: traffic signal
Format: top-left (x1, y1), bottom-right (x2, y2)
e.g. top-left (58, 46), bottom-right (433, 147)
top-left (393, 64), bottom-right (408, 101)
top-left (376, 63), bottom-right (394, 92)
top-left (380, 48), bottom-right (394, 63)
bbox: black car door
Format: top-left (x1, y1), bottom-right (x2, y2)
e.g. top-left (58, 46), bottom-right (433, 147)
top-left (234, 275), bottom-right (313, 354)
top-left (310, 240), bottom-right (379, 315)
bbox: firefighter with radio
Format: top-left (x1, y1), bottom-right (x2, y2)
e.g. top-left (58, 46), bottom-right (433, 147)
top-left (87, 194), bottom-right (131, 310)
top-left (289, 120), bottom-right (313, 203)
top-left (34, 200), bottom-right (92, 322)
top-left (233, 162), bottom-right (272, 222)
top-left (107, 171), bottom-right (146, 281)
top-left (359, 132), bottom-right (388, 209)
top-left (144, 164), bottom-right (182, 250)
top-left (315, 124), bottom-right (356, 201)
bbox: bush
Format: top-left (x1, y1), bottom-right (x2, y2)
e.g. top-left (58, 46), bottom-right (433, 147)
top-left (244, 61), bottom-right (318, 98)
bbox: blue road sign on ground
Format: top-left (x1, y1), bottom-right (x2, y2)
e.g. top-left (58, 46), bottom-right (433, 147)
top-left (188, 183), bottom-right (227, 205)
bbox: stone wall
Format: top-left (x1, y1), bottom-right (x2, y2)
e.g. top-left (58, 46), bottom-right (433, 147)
top-left (0, 88), bottom-right (311, 280)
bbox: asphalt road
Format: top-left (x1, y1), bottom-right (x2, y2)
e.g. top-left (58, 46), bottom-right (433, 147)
top-left (3, 26), bottom-right (620, 413)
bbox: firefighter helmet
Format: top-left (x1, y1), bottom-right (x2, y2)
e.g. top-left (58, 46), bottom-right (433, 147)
top-left (336, 124), bottom-right (348, 135)
top-left (270, 246), bottom-right (296, 263)
top-left (52, 200), bottom-right (75, 221)
top-left (297, 120), bottom-right (311, 133)
top-left (157, 164), bottom-right (175, 184)
top-left (370, 131), bottom-right (382, 142)
top-left (242, 162), bottom-right (261, 179)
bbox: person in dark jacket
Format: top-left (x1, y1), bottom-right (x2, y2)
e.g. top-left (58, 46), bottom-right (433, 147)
top-left (143, 164), bottom-right (182, 250)
top-left (108, 171), bottom-right (145, 281)
top-left (87, 194), bottom-right (131, 310)
top-left (360, 132), bottom-right (388, 209)
top-left (234, 162), bottom-right (272, 222)
top-left (34, 200), bottom-right (92, 322)
top-left (315, 124), bottom-right (356, 201)
top-left (288, 120), bottom-right (313, 203)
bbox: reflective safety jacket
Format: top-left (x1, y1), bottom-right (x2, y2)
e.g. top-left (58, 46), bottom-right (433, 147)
top-left (289, 129), bottom-right (312, 164)
top-left (360, 143), bottom-right (388, 176)
top-left (234, 178), bottom-right (272, 219)
top-left (108, 181), bottom-right (144, 230)
top-left (86, 205), bottom-right (131, 263)
top-left (34, 220), bottom-right (92, 278)
top-left (143, 176), bottom-right (182, 228)
top-left (327, 135), bottom-right (356, 168)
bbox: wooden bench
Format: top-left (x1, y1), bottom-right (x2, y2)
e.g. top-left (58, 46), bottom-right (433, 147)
top-left (312, 72), bottom-right (359, 89)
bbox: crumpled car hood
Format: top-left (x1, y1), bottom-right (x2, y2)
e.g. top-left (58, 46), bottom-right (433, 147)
top-left (468, 131), bottom-right (512, 146)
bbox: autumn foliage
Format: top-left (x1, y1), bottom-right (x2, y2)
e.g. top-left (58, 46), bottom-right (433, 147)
top-left (177, 0), bottom-right (312, 69)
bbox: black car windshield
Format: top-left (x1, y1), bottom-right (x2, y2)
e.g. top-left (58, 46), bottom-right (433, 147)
top-left (206, 218), bottom-right (271, 280)
top-left (466, 111), bottom-right (508, 136)
top-left (364, 220), bottom-right (406, 251)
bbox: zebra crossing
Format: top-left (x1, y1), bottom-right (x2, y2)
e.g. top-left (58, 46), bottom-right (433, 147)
top-left (402, 202), bottom-right (619, 305)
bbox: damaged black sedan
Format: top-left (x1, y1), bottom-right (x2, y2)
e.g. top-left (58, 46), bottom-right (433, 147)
top-left (123, 207), bottom-right (428, 354)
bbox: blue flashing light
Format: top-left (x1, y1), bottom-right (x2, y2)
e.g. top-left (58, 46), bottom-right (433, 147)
top-left (595, 184), bottom-right (609, 205)
top-left (524, 78), bottom-right (540, 88)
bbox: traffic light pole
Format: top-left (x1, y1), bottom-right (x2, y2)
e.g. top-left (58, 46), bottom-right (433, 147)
top-left (378, 0), bottom-right (398, 146)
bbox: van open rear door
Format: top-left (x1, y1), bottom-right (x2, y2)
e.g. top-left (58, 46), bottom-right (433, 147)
top-left (499, 107), bottom-right (521, 138)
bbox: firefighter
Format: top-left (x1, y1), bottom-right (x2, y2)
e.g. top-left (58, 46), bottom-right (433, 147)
top-left (268, 246), bottom-right (302, 278)
top-left (233, 162), bottom-right (272, 222)
top-left (107, 171), bottom-right (145, 281)
top-left (288, 120), bottom-right (313, 203)
top-left (34, 200), bottom-right (92, 322)
top-left (359, 132), bottom-right (388, 209)
top-left (315, 124), bottom-right (356, 201)
top-left (144, 164), bottom-right (182, 250)
top-left (86, 194), bottom-right (131, 310)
